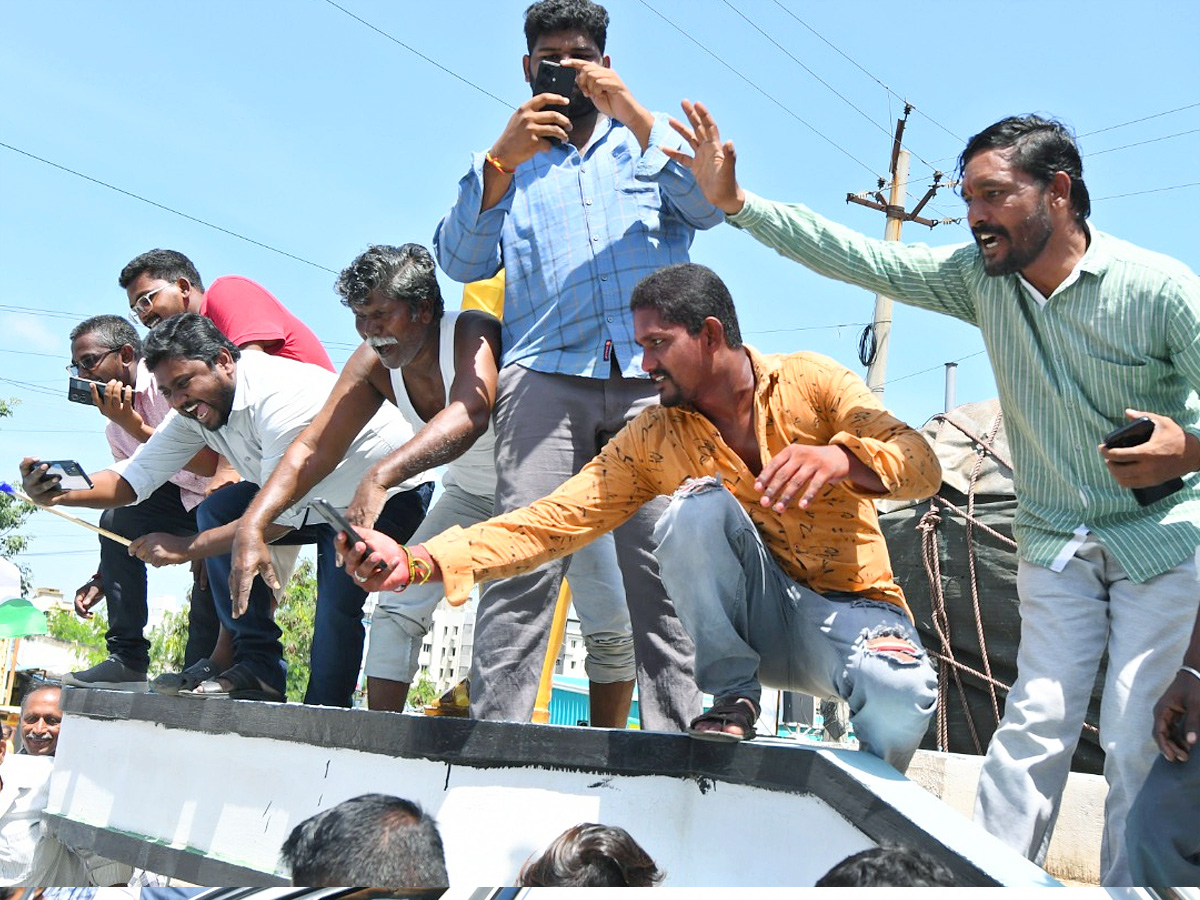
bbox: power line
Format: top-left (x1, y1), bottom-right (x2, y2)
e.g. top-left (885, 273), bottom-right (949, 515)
top-left (720, 1), bottom-right (892, 139)
top-left (1078, 101), bottom-right (1200, 138)
top-left (0, 141), bottom-right (338, 275)
top-left (766, 0), bottom-right (963, 144)
top-left (1093, 181), bottom-right (1200, 202)
top-left (319, 0), bottom-right (514, 111)
top-left (885, 349), bottom-right (987, 386)
top-left (636, 0), bottom-right (882, 179)
top-left (1090, 128), bottom-right (1200, 157)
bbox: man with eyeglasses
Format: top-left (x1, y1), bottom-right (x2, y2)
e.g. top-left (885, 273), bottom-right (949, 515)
top-left (120, 248), bottom-right (334, 371)
top-left (61, 315), bottom-right (220, 692)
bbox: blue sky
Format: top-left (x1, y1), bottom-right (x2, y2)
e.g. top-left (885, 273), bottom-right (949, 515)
top-left (2, 0), bottom-right (1197, 605)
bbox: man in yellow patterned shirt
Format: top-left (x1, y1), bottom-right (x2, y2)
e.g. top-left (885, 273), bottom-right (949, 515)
top-left (340, 263), bottom-right (941, 769)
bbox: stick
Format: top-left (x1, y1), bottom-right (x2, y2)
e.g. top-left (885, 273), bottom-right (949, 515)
top-left (1, 483), bottom-right (132, 547)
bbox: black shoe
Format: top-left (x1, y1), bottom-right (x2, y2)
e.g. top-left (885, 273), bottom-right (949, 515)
top-left (63, 656), bottom-right (149, 692)
top-left (150, 658), bottom-right (217, 696)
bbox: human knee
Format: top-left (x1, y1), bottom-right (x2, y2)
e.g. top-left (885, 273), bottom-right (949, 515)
top-left (365, 607), bottom-right (428, 683)
top-left (583, 634), bottom-right (636, 683)
top-left (653, 476), bottom-right (739, 549)
top-left (857, 625), bottom-right (937, 717)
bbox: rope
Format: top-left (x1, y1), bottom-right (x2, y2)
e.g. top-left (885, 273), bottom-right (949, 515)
top-left (915, 409), bottom-right (1102, 752)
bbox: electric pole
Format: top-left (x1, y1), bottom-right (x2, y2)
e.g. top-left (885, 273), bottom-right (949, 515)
top-left (847, 106), bottom-right (954, 397)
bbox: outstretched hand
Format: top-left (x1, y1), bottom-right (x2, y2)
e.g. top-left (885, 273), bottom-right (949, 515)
top-left (663, 99), bottom-right (745, 215)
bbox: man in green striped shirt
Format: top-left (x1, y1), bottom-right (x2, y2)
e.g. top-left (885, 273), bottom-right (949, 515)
top-left (667, 101), bottom-right (1200, 887)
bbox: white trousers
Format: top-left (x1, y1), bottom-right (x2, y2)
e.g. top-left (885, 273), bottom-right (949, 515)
top-left (974, 535), bottom-right (1199, 886)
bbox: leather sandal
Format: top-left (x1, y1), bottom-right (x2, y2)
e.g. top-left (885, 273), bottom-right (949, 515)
top-left (181, 663), bottom-right (285, 702)
top-left (687, 696), bottom-right (760, 743)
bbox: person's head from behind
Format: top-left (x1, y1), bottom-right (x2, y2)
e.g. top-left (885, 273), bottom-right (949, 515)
top-left (522, 0), bottom-right (609, 118)
top-left (630, 263), bottom-right (742, 409)
top-left (281, 793), bottom-right (449, 888)
top-left (518, 823), bottom-right (664, 887)
top-left (335, 244), bottom-right (444, 370)
top-left (143, 313), bottom-right (241, 431)
top-left (119, 249), bottom-right (206, 329)
top-left (958, 115), bottom-right (1089, 278)
top-left (69, 315), bottom-right (142, 388)
top-left (20, 683), bottom-right (62, 757)
top-left (816, 845), bottom-right (956, 887)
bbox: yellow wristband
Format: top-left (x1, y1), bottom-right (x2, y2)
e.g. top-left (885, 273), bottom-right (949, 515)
top-left (485, 152), bottom-right (515, 176)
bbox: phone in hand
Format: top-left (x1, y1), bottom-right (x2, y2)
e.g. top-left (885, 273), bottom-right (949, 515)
top-left (68, 376), bottom-right (103, 406)
top-left (41, 460), bottom-right (94, 491)
top-left (530, 59), bottom-right (576, 146)
top-left (309, 497), bottom-right (381, 570)
top-left (1102, 417), bottom-right (1185, 506)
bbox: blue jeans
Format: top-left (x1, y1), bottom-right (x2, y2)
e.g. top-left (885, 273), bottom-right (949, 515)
top-left (198, 481), bottom-right (431, 705)
top-left (1128, 751), bottom-right (1200, 887)
top-left (652, 479), bottom-right (937, 770)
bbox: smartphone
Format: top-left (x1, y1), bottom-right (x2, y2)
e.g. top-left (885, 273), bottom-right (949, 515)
top-left (68, 376), bottom-right (103, 406)
top-left (1102, 417), bottom-right (1185, 506)
top-left (1103, 416), bottom-right (1155, 449)
top-left (530, 59), bottom-right (576, 146)
top-left (41, 460), bottom-right (94, 491)
top-left (309, 497), bottom-right (374, 557)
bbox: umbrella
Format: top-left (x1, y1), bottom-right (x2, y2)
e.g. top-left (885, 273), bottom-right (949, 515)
top-left (0, 597), bottom-right (47, 638)
top-left (0, 557), bottom-right (47, 637)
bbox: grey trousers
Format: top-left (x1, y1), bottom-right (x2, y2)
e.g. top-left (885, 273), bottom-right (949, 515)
top-left (471, 363), bottom-right (702, 730)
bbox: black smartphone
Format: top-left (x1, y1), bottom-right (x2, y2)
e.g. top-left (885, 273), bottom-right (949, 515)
top-left (309, 497), bottom-right (379, 559)
top-left (531, 59), bottom-right (576, 146)
top-left (68, 375), bottom-right (103, 406)
top-left (41, 460), bottom-right (94, 491)
top-left (1103, 416), bottom-right (1155, 449)
top-left (1102, 417), bottom-right (1185, 506)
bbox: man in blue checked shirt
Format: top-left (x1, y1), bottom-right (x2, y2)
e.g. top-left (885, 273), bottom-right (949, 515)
top-left (433, 0), bottom-right (722, 731)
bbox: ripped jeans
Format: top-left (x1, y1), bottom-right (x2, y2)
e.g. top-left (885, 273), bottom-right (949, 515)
top-left (653, 480), bottom-right (937, 770)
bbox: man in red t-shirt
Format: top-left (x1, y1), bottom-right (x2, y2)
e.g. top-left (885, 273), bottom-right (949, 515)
top-left (119, 248), bottom-right (333, 371)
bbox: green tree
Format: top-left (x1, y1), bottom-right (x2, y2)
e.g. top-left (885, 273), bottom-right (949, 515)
top-left (407, 673), bottom-right (438, 710)
top-left (276, 558), bottom-right (317, 702)
top-left (45, 608), bottom-right (109, 668)
top-left (147, 605), bottom-right (189, 678)
top-left (0, 399), bottom-right (33, 589)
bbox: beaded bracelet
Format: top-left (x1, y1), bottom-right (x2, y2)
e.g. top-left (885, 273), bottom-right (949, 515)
top-left (1180, 665), bottom-right (1200, 685)
top-left (485, 151), bottom-right (515, 176)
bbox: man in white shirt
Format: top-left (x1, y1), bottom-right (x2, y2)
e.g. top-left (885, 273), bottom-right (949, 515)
top-left (21, 314), bottom-right (432, 706)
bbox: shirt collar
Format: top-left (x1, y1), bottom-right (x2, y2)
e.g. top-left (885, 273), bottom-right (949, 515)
top-left (745, 344), bottom-right (780, 397)
top-left (230, 351), bottom-right (254, 414)
top-left (133, 358), bottom-right (154, 395)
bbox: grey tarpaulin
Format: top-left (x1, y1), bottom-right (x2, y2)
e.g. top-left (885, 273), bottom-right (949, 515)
top-left (879, 399), bottom-right (1103, 774)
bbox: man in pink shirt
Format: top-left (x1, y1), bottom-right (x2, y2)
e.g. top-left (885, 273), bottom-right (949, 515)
top-left (62, 315), bottom-right (219, 691)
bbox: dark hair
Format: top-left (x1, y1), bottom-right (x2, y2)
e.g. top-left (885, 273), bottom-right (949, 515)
top-left (70, 314), bottom-right (143, 359)
top-left (519, 823), bottom-right (664, 887)
top-left (816, 845), bottom-right (957, 887)
top-left (959, 115), bottom-right (1090, 222)
top-left (118, 249), bottom-right (206, 292)
top-left (630, 262), bottom-right (742, 348)
top-left (143, 313), bottom-right (240, 371)
top-left (335, 244), bottom-right (444, 321)
top-left (281, 794), bottom-right (449, 888)
top-left (524, 0), bottom-right (608, 53)
top-left (20, 682), bottom-right (61, 718)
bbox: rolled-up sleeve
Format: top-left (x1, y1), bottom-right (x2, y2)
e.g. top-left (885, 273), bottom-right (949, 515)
top-left (107, 413), bottom-right (209, 505)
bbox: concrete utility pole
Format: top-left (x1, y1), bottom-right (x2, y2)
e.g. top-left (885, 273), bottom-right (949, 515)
top-left (847, 106), bottom-right (952, 398)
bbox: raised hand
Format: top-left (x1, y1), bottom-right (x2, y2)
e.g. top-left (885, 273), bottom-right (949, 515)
top-left (664, 99), bottom-right (745, 214)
